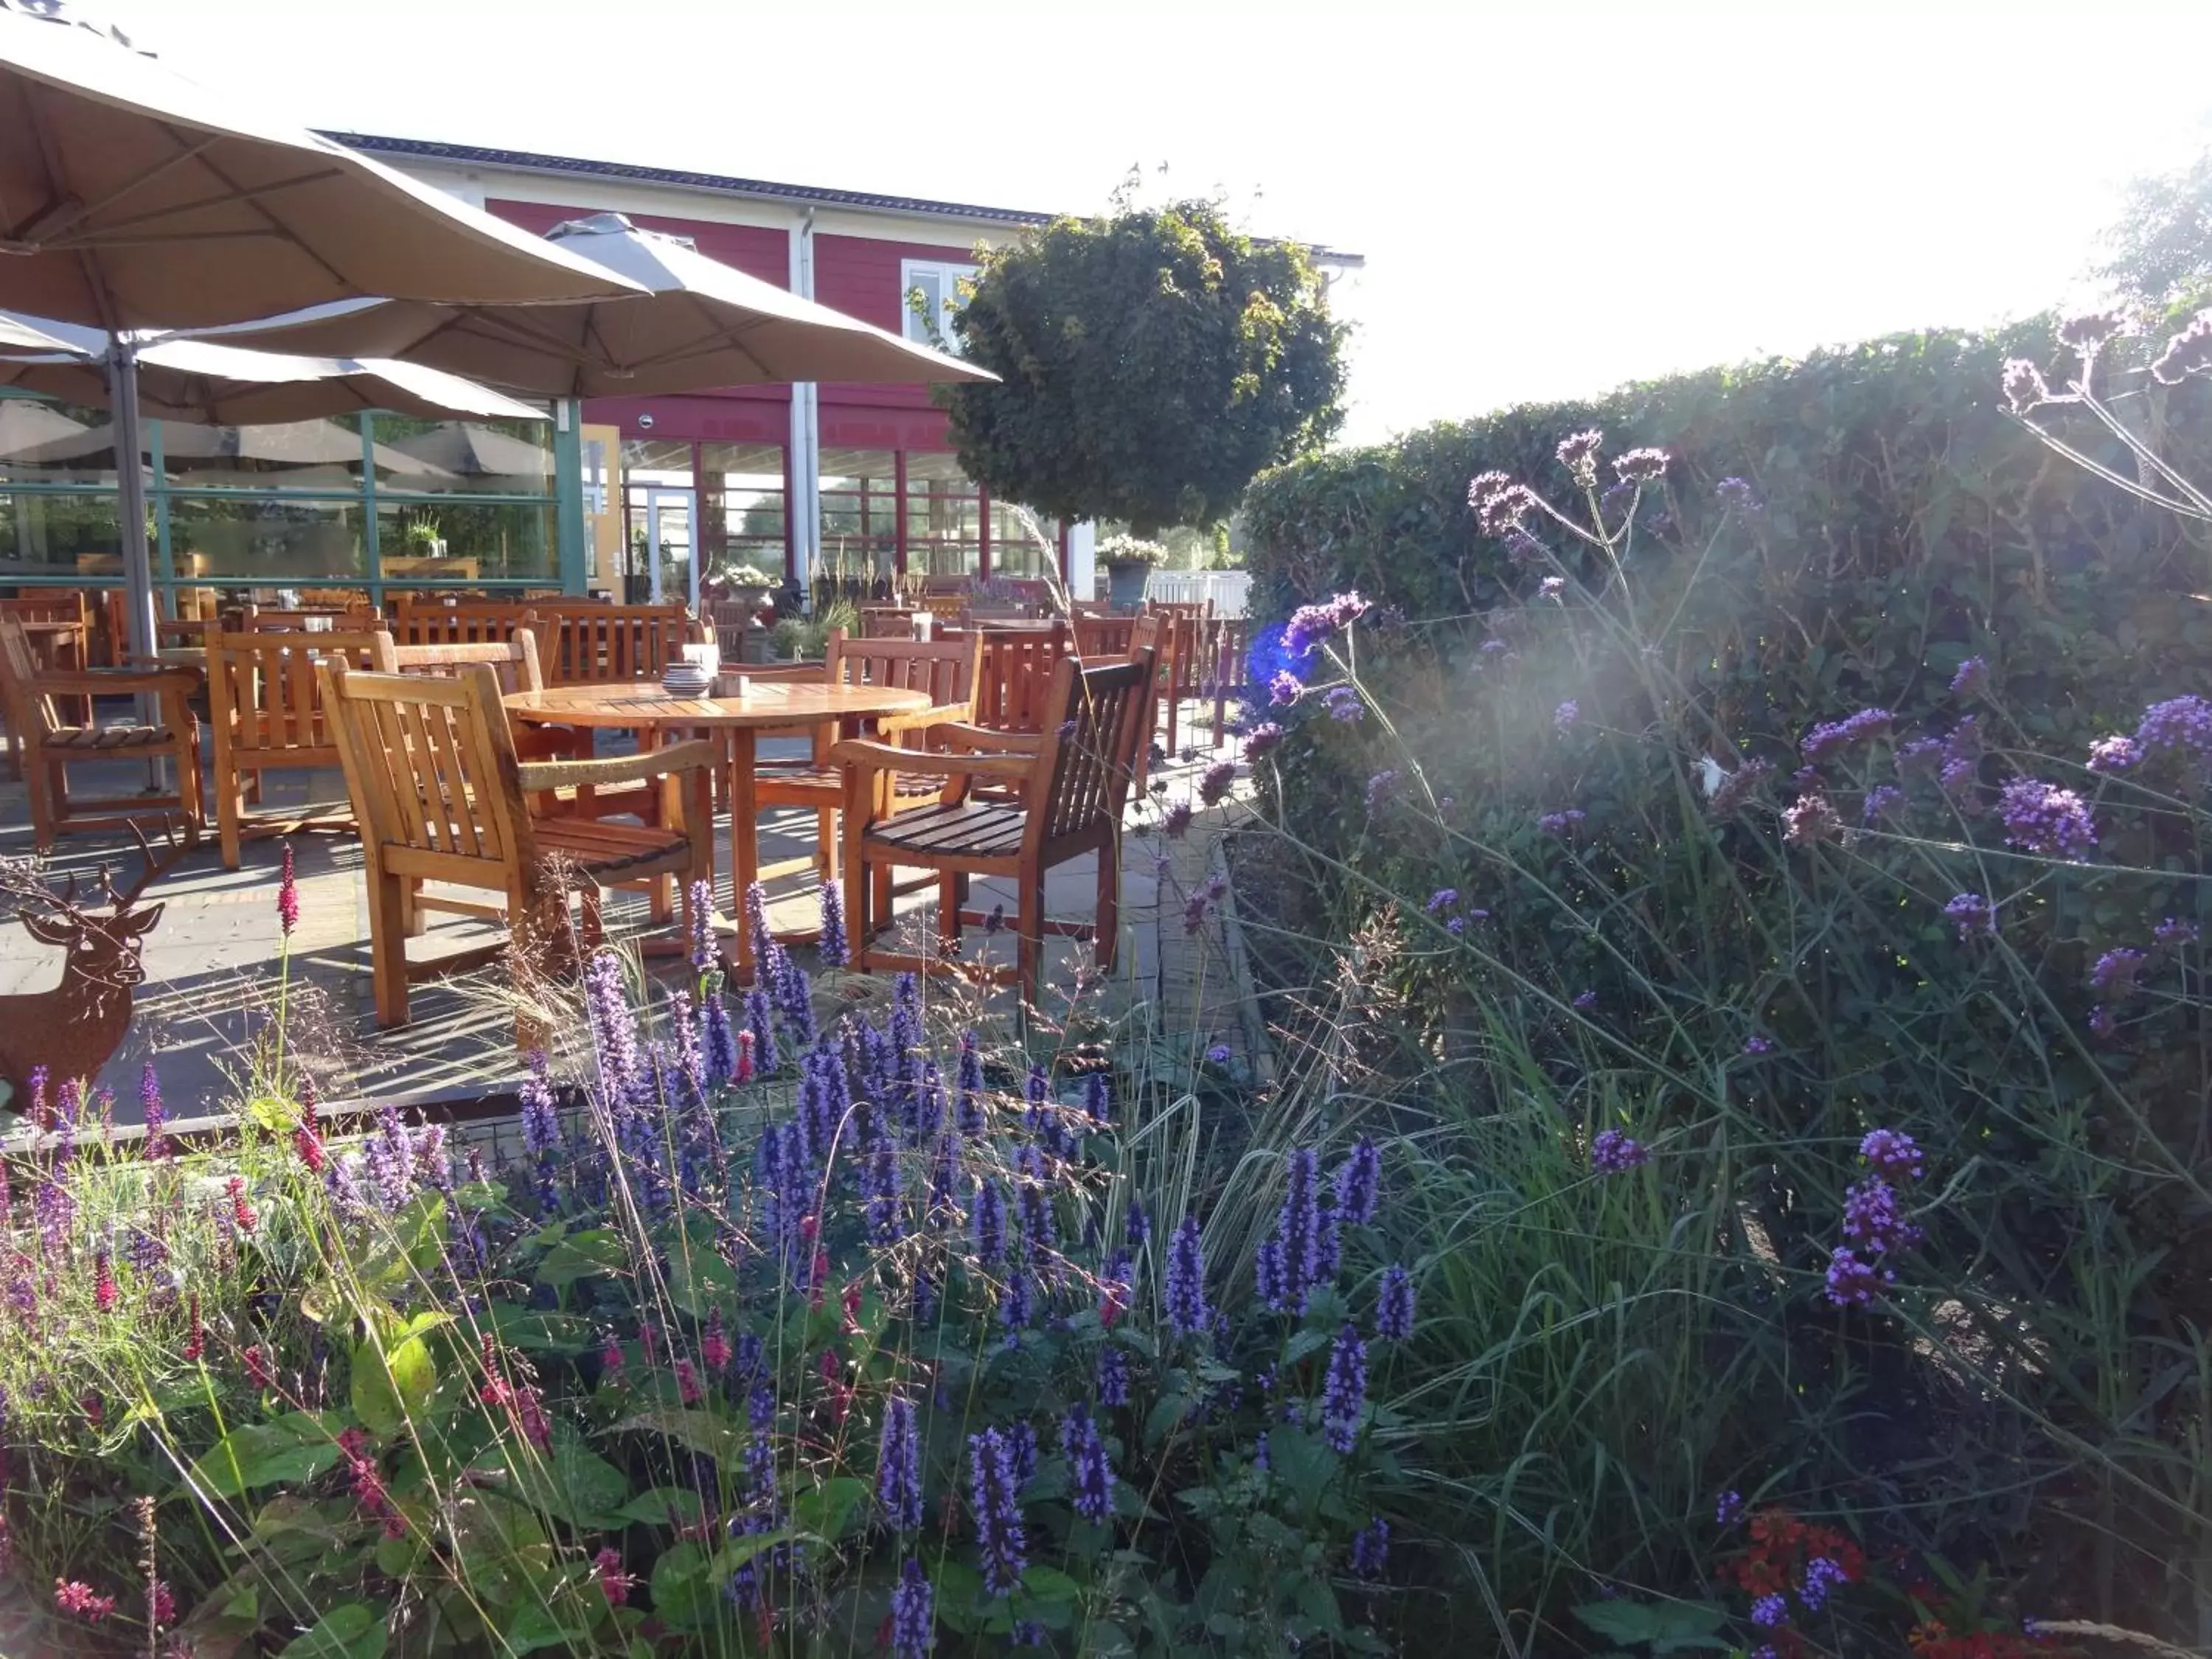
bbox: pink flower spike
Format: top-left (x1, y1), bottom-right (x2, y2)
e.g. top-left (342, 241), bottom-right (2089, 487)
top-left (276, 843), bottom-right (300, 937)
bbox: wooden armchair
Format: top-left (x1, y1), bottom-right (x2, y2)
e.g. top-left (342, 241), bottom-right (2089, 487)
top-left (206, 628), bottom-right (387, 869)
top-left (367, 633), bottom-right (640, 824)
top-left (835, 650), bottom-right (1156, 1001)
top-left (0, 616), bottom-right (203, 852)
top-left (319, 658), bottom-right (714, 1029)
top-left (0, 592), bottom-right (91, 773)
top-left (752, 629), bottom-right (984, 894)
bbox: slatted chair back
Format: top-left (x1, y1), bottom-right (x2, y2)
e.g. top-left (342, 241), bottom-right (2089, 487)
top-left (386, 597), bottom-right (545, 650)
top-left (206, 628), bottom-right (389, 866)
top-left (369, 630), bottom-right (546, 696)
top-left (1208, 616), bottom-right (1256, 748)
top-left (858, 605), bottom-right (918, 639)
top-left (208, 630), bottom-right (388, 766)
top-left (0, 592), bottom-right (88, 627)
top-left (918, 591), bottom-right (968, 622)
top-left (972, 622), bottom-right (1074, 736)
top-left (0, 613), bottom-right (58, 740)
top-left (1072, 612), bottom-right (1141, 660)
top-left (236, 603), bottom-right (379, 633)
top-left (549, 602), bottom-right (695, 685)
top-left (1026, 653), bottom-right (1155, 855)
top-left (320, 658), bottom-right (534, 897)
top-left (826, 630), bottom-right (981, 752)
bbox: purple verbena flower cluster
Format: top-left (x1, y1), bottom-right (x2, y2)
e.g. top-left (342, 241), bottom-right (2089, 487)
top-left (1282, 591), bottom-right (1369, 657)
top-left (1799, 708), bottom-right (1893, 764)
top-left (1944, 892), bottom-right (1996, 942)
top-left (1590, 1129), bottom-right (1649, 1175)
top-left (1998, 778), bottom-right (2097, 858)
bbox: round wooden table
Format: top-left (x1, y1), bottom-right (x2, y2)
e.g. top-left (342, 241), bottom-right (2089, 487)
top-left (504, 680), bottom-right (931, 978)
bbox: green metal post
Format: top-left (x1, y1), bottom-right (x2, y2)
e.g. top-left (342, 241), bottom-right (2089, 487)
top-left (361, 414), bottom-right (383, 610)
top-left (555, 398), bottom-right (587, 595)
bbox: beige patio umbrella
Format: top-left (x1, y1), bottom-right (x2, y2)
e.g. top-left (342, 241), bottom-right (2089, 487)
top-left (0, 324), bottom-right (549, 427)
top-left (0, 1), bottom-right (639, 661)
top-left (7, 412), bottom-right (463, 487)
top-left (0, 309), bottom-right (72, 352)
top-left (204, 213), bottom-right (999, 397)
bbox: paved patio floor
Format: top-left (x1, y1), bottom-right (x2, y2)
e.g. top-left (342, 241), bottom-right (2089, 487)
top-left (0, 706), bottom-right (1251, 1132)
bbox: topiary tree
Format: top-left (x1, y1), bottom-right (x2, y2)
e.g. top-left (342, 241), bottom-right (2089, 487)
top-left (939, 198), bottom-right (1348, 535)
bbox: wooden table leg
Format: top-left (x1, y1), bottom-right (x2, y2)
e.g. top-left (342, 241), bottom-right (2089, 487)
top-left (730, 725), bottom-right (759, 984)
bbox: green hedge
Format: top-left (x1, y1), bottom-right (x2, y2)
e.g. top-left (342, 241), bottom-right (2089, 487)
top-left (1230, 319), bottom-right (2212, 1635)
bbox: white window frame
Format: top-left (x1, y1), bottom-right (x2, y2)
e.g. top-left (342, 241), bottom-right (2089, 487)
top-left (900, 258), bottom-right (980, 354)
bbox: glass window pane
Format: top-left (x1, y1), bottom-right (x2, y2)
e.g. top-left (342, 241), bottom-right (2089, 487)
top-left (990, 498), bottom-right (1055, 580)
top-left (370, 415), bottom-right (554, 495)
top-left (903, 451), bottom-right (978, 579)
top-left (700, 442), bottom-right (784, 582)
top-left (159, 414), bottom-right (368, 490)
top-left (820, 447), bottom-right (897, 585)
top-left (0, 490), bottom-right (123, 577)
top-left (0, 396), bottom-right (126, 484)
top-left (378, 502), bottom-right (555, 584)
top-left (168, 495), bottom-right (367, 582)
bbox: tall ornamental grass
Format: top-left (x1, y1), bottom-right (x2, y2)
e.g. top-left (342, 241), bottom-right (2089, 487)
top-left (1216, 310), bottom-right (2212, 1652)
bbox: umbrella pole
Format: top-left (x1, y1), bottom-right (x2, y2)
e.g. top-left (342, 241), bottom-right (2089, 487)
top-left (105, 338), bottom-right (164, 790)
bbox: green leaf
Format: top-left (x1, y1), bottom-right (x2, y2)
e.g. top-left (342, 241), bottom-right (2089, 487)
top-left (485, 1304), bottom-right (597, 1354)
top-left (189, 1420), bottom-right (344, 1499)
top-left (789, 1475), bottom-right (869, 1543)
top-left (647, 1542), bottom-right (720, 1632)
top-left (279, 1602), bottom-right (387, 1659)
top-left (506, 1429), bottom-right (632, 1528)
top-left (536, 1228), bottom-right (630, 1287)
top-left (1295, 1577), bottom-right (1342, 1638)
top-left (1571, 1599), bottom-right (1731, 1652)
top-left (608, 1405), bottom-right (748, 1466)
top-left (352, 1329), bottom-right (438, 1439)
top-left (1019, 1565), bottom-right (1079, 1604)
top-left (664, 1248), bottom-right (739, 1318)
top-left (616, 1486), bottom-right (708, 1528)
top-left (505, 1599), bottom-right (588, 1656)
top-left (1265, 1425), bottom-right (1335, 1513)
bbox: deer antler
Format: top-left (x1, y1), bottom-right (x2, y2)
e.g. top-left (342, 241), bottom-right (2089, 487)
top-left (103, 818), bottom-right (187, 911)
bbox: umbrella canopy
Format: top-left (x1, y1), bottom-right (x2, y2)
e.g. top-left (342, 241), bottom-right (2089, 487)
top-left (0, 1), bottom-right (636, 672)
top-left (380, 421), bottom-right (554, 482)
top-left (0, 392), bottom-right (84, 453)
top-left (200, 212), bottom-right (1000, 397)
top-left (0, 323), bottom-right (549, 425)
top-left (0, 4), bottom-right (641, 329)
top-left (0, 309), bottom-right (71, 352)
top-left (7, 414), bottom-right (460, 486)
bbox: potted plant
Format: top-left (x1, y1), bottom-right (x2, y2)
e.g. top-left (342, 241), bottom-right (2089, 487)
top-left (1098, 532), bottom-right (1166, 608)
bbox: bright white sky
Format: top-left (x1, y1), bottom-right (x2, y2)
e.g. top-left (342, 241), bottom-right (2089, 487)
top-left (113, 1), bottom-right (2212, 446)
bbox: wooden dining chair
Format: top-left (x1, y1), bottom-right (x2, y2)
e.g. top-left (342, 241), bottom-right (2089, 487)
top-left (1208, 616), bottom-right (1256, 750)
top-left (835, 648), bottom-right (1157, 1001)
top-left (970, 622), bottom-right (1074, 739)
top-left (1071, 612), bottom-right (1141, 661)
top-left (752, 629), bottom-right (984, 891)
top-left (236, 604), bottom-right (380, 635)
top-left (0, 616), bottom-right (203, 852)
top-left (547, 602), bottom-right (697, 686)
top-left (367, 633), bottom-right (639, 818)
top-left (319, 658), bottom-right (714, 1029)
top-left (205, 628), bottom-right (388, 869)
top-left (0, 592), bottom-right (93, 772)
top-left (1141, 599), bottom-right (1214, 756)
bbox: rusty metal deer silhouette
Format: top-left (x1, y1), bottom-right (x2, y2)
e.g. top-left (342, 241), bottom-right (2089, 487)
top-left (0, 821), bottom-right (189, 1115)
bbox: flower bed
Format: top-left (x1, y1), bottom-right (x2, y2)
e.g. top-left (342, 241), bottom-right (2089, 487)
top-left (1200, 313), bottom-right (2212, 1649)
top-left (0, 880), bottom-right (1412, 1659)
